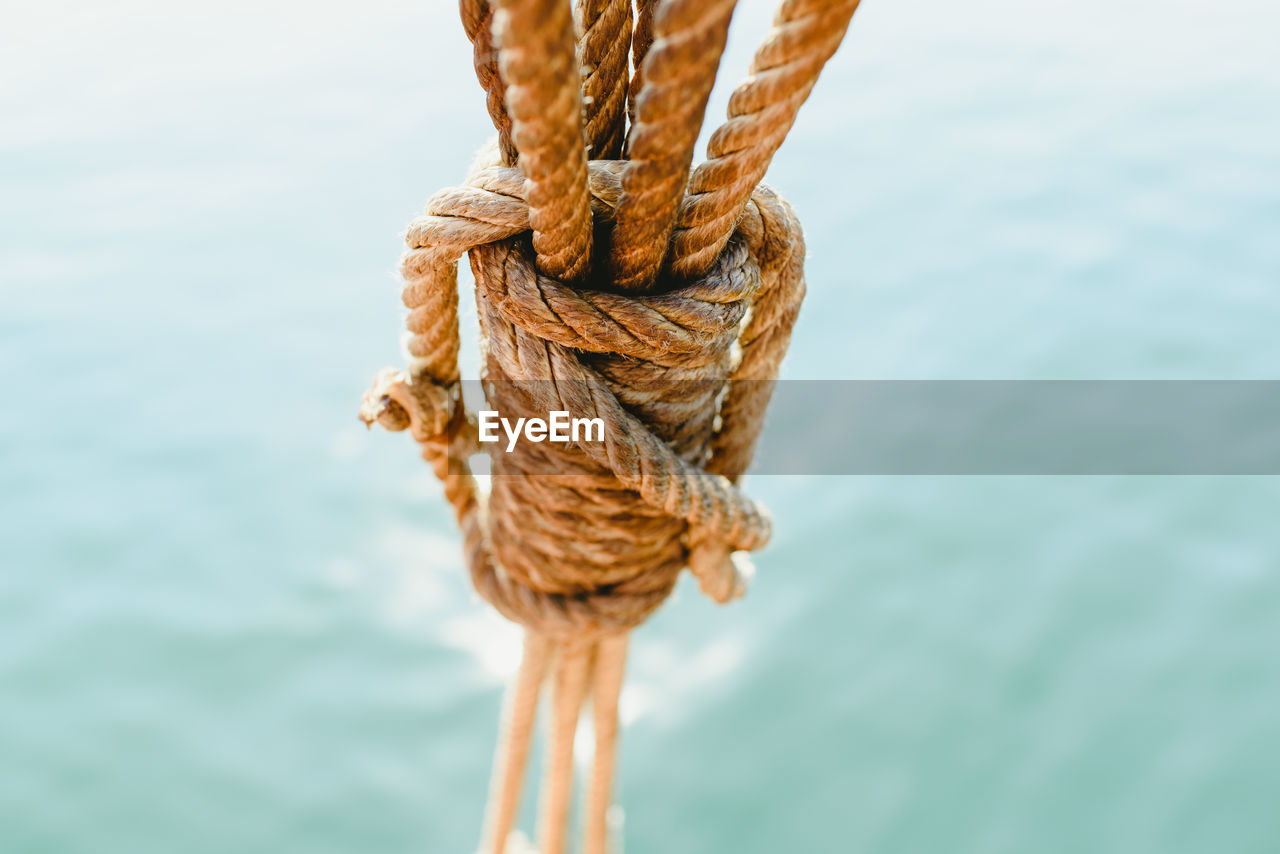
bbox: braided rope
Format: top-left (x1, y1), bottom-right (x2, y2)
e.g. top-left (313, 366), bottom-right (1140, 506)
top-left (626, 0), bottom-right (659, 138)
top-left (668, 0), bottom-right (862, 279)
top-left (493, 0), bottom-right (595, 282)
top-left (609, 0), bottom-right (738, 291)
top-left (576, 0), bottom-right (631, 160)
top-left (461, 0), bottom-right (518, 165)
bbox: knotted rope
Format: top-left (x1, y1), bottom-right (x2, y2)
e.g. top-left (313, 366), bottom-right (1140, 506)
top-left (361, 1), bottom-right (860, 851)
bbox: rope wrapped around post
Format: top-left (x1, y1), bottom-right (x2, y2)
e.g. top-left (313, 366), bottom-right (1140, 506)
top-left (361, 1), bottom-right (859, 851)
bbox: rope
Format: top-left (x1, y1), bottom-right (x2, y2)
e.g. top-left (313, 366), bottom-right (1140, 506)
top-left (609, 0), bottom-right (738, 291)
top-left (668, 0), bottom-right (862, 279)
top-left (624, 0), bottom-right (659, 152)
top-left (492, 0), bottom-right (595, 283)
top-left (461, 0), bottom-right (518, 166)
top-left (576, 0), bottom-right (631, 160)
top-left (481, 632), bottom-right (552, 854)
top-left (630, 0), bottom-right (659, 80)
top-left (374, 157), bottom-right (800, 631)
top-left (583, 633), bottom-right (628, 854)
top-left (538, 641), bottom-right (593, 854)
top-left (361, 2), bottom-right (858, 850)
top-left (363, 153), bottom-right (803, 854)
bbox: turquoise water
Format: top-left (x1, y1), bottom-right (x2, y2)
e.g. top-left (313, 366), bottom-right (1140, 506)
top-left (4, 0), bottom-right (1279, 852)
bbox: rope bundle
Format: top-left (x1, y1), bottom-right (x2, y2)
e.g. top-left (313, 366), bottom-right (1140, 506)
top-left (361, 1), bottom-right (860, 851)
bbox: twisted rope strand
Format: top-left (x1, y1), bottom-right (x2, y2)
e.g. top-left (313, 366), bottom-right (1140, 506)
top-left (626, 0), bottom-right (659, 135)
top-left (460, 0), bottom-right (518, 165)
top-left (668, 0), bottom-right (861, 279)
top-left (576, 0), bottom-right (632, 159)
top-left (610, 0), bottom-right (738, 292)
top-left (493, 0), bottom-right (595, 282)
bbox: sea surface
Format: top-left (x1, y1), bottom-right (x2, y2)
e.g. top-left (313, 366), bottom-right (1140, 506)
top-left (3, 0), bottom-right (1279, 852)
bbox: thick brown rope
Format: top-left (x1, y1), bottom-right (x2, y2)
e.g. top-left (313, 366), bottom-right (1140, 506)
top-left (609, 0), bottom-right (738, 291)
top-left (461, 0), bottom-right (518, 166)
top-left (492, 0), bottom-right (595, 282)
top-left (626, 0), bottom-right (659, 134)
top-left (575, 0), bottom-right (631, 160)
top-left (668, 0), bottom-right (862, 279)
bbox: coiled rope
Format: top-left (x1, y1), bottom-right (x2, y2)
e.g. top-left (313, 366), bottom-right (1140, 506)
top-left (361, 1), bottom-right (860, 851)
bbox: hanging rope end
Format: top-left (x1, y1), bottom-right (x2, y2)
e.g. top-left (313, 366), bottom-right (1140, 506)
top-left (359, 367), bottom-right (414, 432)
top-left (359, 366), bottom-right (456, 442)
top-left (687, 540), bottom-right (753, 604)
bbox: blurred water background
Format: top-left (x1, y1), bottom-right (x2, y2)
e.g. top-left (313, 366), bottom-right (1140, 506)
top-left (3, 0), bottom-right (1279, 851)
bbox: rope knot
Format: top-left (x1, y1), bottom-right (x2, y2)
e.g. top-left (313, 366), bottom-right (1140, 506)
top-left (376, 152), bottom-right (806, 638)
